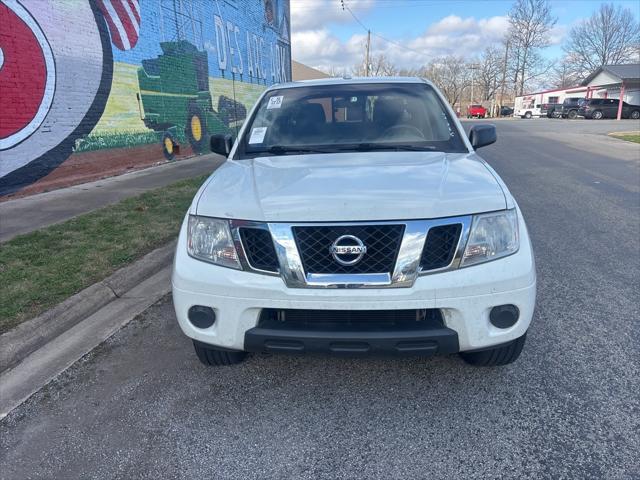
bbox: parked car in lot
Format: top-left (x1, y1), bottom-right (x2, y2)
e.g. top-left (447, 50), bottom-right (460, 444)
top-left (540, 103), bottom-right (561, 118)
top-left (559, 97), bottom-right (586, 119)
top-left (500, 106), bottom-right (514, 117)
top-left (467, 104), bottom-right (487, 118)
top-left (515, 103), bottom-right (542, 119)
top-left (173, 77), bottom-right (536, 368)
top-left (578, 98), bottom-right (640, 119)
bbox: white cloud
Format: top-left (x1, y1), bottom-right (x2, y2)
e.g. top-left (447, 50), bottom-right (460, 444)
top-left (291, 13), bottom-right (511, 73)
top-left (548, 24), bottom-right (568, 46)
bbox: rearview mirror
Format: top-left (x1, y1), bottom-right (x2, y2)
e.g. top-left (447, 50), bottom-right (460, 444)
top-left (210, 134), bottom-right (234, 156)
top-left (468, 124), bottom-right (496, 149)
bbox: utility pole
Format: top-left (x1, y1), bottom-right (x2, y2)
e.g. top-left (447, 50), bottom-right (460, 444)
top-left (499, 40), bottom-right (510, 112)
top-left (470, 69), bottom-right (474, 105)
top-left (469, 63), bottom-right (479, 106)
top-left (342, 0), bottom-right (370, 76)
top-left (365, 29), bottom-right (371, 77)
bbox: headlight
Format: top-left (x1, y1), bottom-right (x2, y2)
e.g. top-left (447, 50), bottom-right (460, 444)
top-left (461, 209), bottom-right (519, 267)
top-left (187, 215), bottom-right (241, 269)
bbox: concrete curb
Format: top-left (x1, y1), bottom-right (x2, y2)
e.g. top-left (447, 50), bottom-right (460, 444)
top-left (0, 241), bottom-right (176, 373)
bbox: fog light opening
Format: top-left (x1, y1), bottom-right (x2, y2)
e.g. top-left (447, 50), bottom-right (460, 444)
top-left (489, 304), bottom-right (519, 329)
top-left (188, 306), bottom-right (216, 329)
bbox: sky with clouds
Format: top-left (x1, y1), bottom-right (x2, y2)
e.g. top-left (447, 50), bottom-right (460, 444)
top-left (290, 0), bottom-right (640, 72)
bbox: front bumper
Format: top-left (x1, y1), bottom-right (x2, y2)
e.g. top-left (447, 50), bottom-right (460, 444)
top-left (244, 321), bottom-right (460, 356)
top-left (172, 213), bottom-right (536, 354)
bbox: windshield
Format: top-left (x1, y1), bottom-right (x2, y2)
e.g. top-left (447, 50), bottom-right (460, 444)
top-left (237, 82), bottom-right (467, 158)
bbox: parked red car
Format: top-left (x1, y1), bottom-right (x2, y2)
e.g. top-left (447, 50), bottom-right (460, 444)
top-left (467, 104), bottom-right (487, 118)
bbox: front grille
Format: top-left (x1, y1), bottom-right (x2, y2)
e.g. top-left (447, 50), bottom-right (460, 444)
top-left (239, 228), bottom-right (279, 272)
top-left (420, 224), bottom-right (462, 271)
top-left (258, 308), bottom-right (444, 332)
top-left (292, 224), bottom-right (404, 274)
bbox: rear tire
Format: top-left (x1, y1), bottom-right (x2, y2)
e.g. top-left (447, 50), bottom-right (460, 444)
top-left (193, 340), bottom-right (247, 366)
top-left (567, 110), bottom-right (577, 119)
top-left (591, 110), bottom-right (603, 120)
top-left (524, 111), bottom-right (532, 119)
top-left (459, 333), bottom-right (527, 366)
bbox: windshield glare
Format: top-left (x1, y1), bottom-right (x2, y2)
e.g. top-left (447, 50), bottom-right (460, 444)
top-left (238, 83), bottom-right (467, 158)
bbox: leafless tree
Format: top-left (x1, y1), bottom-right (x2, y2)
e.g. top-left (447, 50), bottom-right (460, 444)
top-left (324, 65), bottom-right (349, 78)
top-left (423, 56), bottom-right (471, 106)
top-left (476, 46), bottom-right (505, 101)
top-left (563, 3), bottom-right (640, 78)
top-left (550, 56), bottom-right (582, 88)
top-left (507, 0), bottom-right (557, 95)
top-left (351, 54), bottom-right (397, 77)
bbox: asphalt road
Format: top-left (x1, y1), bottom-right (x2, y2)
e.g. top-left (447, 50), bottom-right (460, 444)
top-left (1, 119), bottom-right (639, 479)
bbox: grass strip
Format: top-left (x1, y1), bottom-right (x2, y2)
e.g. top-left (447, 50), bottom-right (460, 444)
top-left (609, 132), bottom-right (640, 144)
top-left (0, 175), bottom-right (207, 334)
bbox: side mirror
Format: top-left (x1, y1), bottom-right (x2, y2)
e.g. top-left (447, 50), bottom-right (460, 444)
top-left (210, 134), bottom-right (234, 156)
top-left (468, 124), bottom-right (496, 149)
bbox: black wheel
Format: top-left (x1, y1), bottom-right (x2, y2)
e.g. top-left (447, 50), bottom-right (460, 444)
top-left (567, 110), bottom-right (577, 119)
top-left (591, 110), bottom-right (603, 120)
top-left (186, 104), bottom-right (207, 153)
top-left (162, 132), bottom-right (177, 160)
top-left (630, 110), bottom-right (640, 120)
top-left (459, 333), bottom-right (527, 366)
top-left (524, 111), bottom-right (532, 119)
top-left (193, 340), bottom-right (247, 366)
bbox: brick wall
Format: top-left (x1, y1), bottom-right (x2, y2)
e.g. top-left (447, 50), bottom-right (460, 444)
top-left (0, 0), bottom-right (291, 197)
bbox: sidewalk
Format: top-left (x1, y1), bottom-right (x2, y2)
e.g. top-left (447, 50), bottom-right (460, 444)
top-left (0, 154), bottom-right (223, 243)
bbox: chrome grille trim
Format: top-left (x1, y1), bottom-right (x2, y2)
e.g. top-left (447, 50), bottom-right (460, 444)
top-left (231, 217), bottom-right (472, 288)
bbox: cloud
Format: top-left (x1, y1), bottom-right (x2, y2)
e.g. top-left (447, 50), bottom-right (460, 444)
top-left (548, 24), bottom-right (568, 46)
top-left (291, 13), bottom-right (511, 73)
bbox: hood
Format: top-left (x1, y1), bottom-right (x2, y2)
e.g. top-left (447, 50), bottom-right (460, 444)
top-left (196, 152), bottom-right (507, 222)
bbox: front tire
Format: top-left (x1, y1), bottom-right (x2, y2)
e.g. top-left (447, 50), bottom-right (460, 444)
top-left (567, 110), bottom-right (577, 119)
top-left (459, 333), bottom-right (527, 366)
top-left (162, 132), bottom-right (177, 160)
top-left (186, 104), bottom-right (207, 153)
top-left (630, 110), bottom-right (640, 120)
top-left (193, 340), bottom-right (247, 366)
top-left (524, 111), bottom-right (532, 119)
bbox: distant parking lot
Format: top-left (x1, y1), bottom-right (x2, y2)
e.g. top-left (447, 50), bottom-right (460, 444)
top-left (1, 119), bottom-right (639, 479)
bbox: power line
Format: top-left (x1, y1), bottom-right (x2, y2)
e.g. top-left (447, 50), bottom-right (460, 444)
top-left (340, 0), bottom-right (432, 61)
top-left (340, 0), bottom-right (368, 33)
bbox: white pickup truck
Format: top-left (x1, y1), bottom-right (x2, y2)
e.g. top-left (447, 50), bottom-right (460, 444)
top-left (172, 77), bottom-right (536, 367)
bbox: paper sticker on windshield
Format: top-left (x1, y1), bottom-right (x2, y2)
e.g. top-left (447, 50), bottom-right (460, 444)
top-left (267, 96), bottom-right (284, 109)
top-left (248, 127), bottom-right (267, 144)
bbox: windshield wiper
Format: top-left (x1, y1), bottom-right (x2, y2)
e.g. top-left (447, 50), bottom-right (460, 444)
top-left (340, 143), bottom-right (437, 152)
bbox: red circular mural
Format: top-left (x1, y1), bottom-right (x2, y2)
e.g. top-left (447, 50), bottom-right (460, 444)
top-left (0, 2), bottom-right (50, 142)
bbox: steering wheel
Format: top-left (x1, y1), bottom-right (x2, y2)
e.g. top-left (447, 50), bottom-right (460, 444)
top-left (381, 124), bottom-right (425, 140)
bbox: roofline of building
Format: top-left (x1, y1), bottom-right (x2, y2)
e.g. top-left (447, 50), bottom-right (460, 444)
top-left (581, 64), bottom-right (640, 85)
top-left (516, 85), bottom-right (585, 97)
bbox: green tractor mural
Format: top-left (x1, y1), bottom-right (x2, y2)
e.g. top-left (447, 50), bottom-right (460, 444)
top-left (136, 40), bottom-right (244, 159)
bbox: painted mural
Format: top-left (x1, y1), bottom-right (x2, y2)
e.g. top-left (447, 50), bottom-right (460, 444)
top-left (0, 0), bottom-right (291, 196)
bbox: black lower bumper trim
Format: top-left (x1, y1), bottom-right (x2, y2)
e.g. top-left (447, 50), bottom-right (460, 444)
top-left (244, 327), bottom-right (459, 356)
